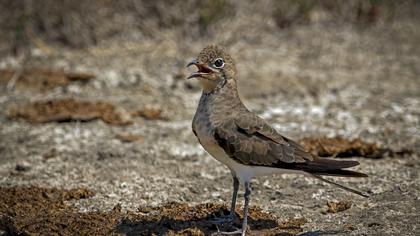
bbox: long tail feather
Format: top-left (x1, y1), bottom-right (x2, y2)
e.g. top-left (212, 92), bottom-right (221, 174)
top-left (308, 169), bottom-right (368, 178)
top-left (309, 173), bottom-right (369, 198)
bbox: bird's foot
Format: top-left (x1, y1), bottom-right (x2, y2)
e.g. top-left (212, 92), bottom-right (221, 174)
top-left (211, 227), bottom-right (243, 236)
top-left (210, 215), bottom-right (245, 236)
top-left (209, 213), bottom-right (239, 225)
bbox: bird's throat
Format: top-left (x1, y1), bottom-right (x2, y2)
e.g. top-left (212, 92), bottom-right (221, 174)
top-left (200, 79), bottom-right (219, 94)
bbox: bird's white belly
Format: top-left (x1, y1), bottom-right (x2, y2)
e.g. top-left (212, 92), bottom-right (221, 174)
top-left (196, 128), bottom-right (296, 183)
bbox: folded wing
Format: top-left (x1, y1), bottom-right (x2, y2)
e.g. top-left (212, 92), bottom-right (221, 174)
top-left (214, 112), bottom-right (366, 177)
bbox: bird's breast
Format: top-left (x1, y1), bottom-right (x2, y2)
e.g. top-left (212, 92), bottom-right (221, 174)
top-left (193, 105), bottom-right (234, 167)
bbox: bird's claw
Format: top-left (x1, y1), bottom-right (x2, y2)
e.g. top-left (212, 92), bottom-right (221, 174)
top-left (211, 226), bottom-right (243, 236)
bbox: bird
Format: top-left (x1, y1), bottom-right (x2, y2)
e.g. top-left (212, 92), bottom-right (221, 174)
top-left (187, 45), bottom-right (368, 235)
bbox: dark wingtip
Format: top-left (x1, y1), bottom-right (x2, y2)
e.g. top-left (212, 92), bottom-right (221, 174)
top-left (346, 160), bottom-right (361, 167)
top-left (339, 169), bottom-right (368, 178)
top-left (308, 157), bottom-right (361, 171)
top-left (333, 160), bottom-right (360, 169)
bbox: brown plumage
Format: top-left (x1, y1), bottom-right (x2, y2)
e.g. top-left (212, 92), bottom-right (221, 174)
top-left (212, 103), bottom-right (367, 177)
top-left (188, 45), bottom-right (368, 235)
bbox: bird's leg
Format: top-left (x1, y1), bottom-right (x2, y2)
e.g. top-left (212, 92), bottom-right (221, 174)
top-left (229, 174), bottom-right (239, 221)
top-left (210, 173), bottom-right (240, 225)
top-left (241, 181), bottom-right (251, 236)
top-left (213, 181), bottom-right (251, 236)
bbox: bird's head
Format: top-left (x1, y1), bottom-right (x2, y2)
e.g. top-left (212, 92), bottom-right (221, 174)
top-left (187, 45), bottom-right (237, 93)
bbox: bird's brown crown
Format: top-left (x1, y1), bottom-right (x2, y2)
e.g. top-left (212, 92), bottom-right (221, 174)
top-left (197, 45), bottom-right (235, 68)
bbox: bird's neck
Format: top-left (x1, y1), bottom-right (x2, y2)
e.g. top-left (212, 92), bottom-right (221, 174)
top-left (200, 81), bottom-right (244, 114)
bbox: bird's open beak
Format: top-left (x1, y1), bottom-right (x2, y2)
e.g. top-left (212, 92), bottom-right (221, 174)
top-left (186, 59), bottom-right (214, 79)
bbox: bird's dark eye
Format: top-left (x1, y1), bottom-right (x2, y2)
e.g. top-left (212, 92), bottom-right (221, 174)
top-left (213, 58), bottom-right (224, 68)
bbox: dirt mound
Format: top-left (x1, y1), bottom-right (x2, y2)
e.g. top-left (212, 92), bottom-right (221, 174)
top-left (0, 68), bottom-right (95, 90)
top-left (0, 186), bottom-right (120, 236)
top-left (298, 136), bottom-right (412, 158)
top-left (8, 98), bottom-right (132, 126)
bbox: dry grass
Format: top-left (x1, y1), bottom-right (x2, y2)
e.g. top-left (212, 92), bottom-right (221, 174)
top-left (0, 0), bottom-right (417, 53)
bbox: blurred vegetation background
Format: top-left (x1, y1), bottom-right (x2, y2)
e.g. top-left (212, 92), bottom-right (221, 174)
top-left (0, 0), bottom-right (418, 55)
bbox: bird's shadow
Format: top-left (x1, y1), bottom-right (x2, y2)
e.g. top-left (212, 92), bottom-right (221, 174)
top-left (115, 215), bottom-right (279, 236)
top-left (114, 202), bottom-right (284, 235)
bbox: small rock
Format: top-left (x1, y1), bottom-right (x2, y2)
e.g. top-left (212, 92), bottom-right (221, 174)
top-left (15, 163), bottom-right (30, 172)
top-left (326, 201), bottom-right (352, 213)
top-left (116, 133), bottom-right (145, 143)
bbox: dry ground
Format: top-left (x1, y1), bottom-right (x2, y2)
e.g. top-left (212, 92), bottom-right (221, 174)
top-left (0, 3), bottom-right (419, 235)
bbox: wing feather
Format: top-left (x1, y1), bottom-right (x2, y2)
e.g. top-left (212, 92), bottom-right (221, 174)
top-left (213, 112), bottom-right (363, 174)
top-left (214, 113), bottom-right (313, 166)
